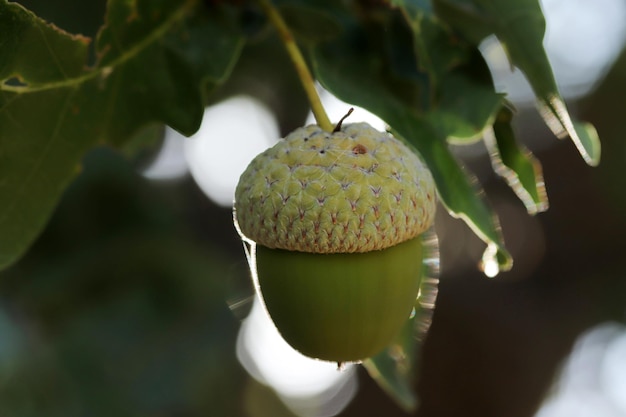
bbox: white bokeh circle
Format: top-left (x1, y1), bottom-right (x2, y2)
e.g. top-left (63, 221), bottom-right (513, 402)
top-left (185, 96), bottom-right (280, 207)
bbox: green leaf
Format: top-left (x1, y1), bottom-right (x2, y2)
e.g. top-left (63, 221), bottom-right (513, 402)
top-left (393, 3), bottom-right (503, 142)
top-left (485, 106), bottom-right (548, 214)
top-left (311, 20), bottom-right (512, 271)
top-left (0, 150), bottom-right (246, 416)
top-left (0, 0), bottom-right (243, 270)
top-left (279, 4), bottom-right (343, 43)
top-left (395, 0), bottom-right (464, 92)
top-left (363, 318), bottom-right (418, 412)
top-left (164, 4), bottom-right (245, 92)
top-left (572, 120), bottom-right (601, 167)
top-left (392, 122), bottom-right (510, 272)
top-left (0, 1), bottom-right (90, 84)
top-left (363, 232), bottom-right (439, 412)
top-left (433, 0), bottom-right (601, 165)
top-left (427, 71), bottom-right (503, 143)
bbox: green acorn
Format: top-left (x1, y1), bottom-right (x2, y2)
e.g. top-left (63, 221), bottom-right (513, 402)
top-left (234, 122), bottom-right (436, 363)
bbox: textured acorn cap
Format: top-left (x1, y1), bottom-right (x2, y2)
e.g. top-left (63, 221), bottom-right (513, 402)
top-left (234, 122), bottom-right (436, 253)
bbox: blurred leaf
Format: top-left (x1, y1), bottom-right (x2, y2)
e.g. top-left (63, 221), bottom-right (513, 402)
top-left (363, 324), bottom-right (418, 412)
top-left (0, 149), bottom-right (246, 417)
top-left (244, 378), bottom-right (299, 417)
top-left (433, 0), bottom-right (601, 165)
top-left (164, 4), bottom-right (245, 92)
top-left (311, 21), bottom-right (512, 271)
top-left (0, 239), bottom-right (245, 417)
top-left (394, 2), bottom-right (503, 142)
top-left (363, 232), bottom-right (440, 412)
top-left (279, 4), bottom-right (342, 43)
top-left (0, 0), bottom-right (243, 270)
top-left (0, 345), bottom-right (83, 417)
top-left (393, 0), bottom-right (466, 105)
top-left (0, 309), bottom-right (23, 382)
top-left (485, 106), bottom-right (548, 214)
top-left (118, 123), bottom-right (166, 167)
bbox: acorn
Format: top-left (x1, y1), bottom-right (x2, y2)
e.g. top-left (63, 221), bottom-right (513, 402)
top-left (234, 121), bottom-right (436, 363)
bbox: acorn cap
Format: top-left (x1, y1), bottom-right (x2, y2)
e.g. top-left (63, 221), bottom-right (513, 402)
top-left (235, 123), bottom-right (436, 253)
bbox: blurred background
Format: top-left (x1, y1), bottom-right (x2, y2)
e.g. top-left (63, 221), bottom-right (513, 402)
top-left (3, 0), bottom-right (626, 416)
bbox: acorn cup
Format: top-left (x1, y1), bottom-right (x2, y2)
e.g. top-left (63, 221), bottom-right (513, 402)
top-left (234, 121), bottom-right (437, 363)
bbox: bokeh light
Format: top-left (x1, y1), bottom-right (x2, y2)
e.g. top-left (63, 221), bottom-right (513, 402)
top-left (142, 127), bottom-right (189, 181)
top-left (535, 323), bottom-right (626, 417)
top-left (185, 95), bottom-right (280, 207)
top-left (237, 299), bottom-right (358, 417)
top-left (481, 0), bottom-right (626, 102)
top-left (543, 0), bottom-right (626, 97)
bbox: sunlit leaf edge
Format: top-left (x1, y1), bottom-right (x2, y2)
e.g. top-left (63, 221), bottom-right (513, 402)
top-left (363, 230), bottom-right (440, 412)
top-left (484, 107), bottom-right (548, 215)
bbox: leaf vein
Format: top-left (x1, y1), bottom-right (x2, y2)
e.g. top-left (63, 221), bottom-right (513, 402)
top-left (0, 0), bottom-right (194, 95)
top-left (0, 89), bottom-right (76, 225)
top-left (37, 24), bottom-right (70, 80)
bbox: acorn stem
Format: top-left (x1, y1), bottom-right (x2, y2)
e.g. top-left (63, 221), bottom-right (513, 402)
top-left (257, 0), bottom-right (333, 132)
top-left (333, 108), bottom-right (354, 133)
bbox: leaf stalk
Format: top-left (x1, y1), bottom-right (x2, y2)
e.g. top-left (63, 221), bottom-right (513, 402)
top-left (257, 0), bottom-right (332, 132)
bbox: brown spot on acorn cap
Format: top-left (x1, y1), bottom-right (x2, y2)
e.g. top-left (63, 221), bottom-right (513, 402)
top-left (234, 123), bottom-right (436, 253)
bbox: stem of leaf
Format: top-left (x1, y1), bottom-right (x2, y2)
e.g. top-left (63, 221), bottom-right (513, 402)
top-left (257, 0), bottom-right (333, 132)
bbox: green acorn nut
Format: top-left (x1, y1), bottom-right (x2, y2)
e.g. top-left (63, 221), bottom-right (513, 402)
top-left (234, 122), bottom-right (436, 362)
